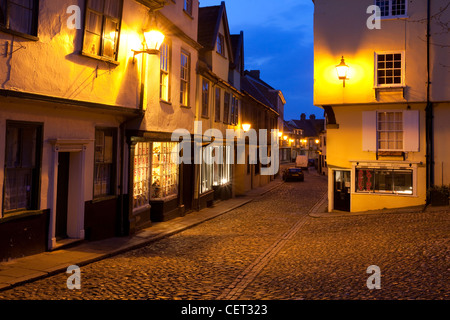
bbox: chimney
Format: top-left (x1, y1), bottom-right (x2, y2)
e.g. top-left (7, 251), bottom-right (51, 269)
top-left (300, 113), bottom-right (306, 120)
top-left (309, 114), bottom-right (316, 120)
top-left (249, 70), bottom-right (260, 79)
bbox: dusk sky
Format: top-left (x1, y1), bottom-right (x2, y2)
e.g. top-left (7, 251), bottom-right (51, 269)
top-left (202, 0), bottom-right (321, 121)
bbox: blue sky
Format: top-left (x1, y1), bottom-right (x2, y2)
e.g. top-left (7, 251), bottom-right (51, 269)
top-left (201, 0), bottom-right (323, 121)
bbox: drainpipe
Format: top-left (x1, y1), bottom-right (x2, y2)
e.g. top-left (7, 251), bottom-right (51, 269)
top-left (425, 0), bottom-right (434, 200)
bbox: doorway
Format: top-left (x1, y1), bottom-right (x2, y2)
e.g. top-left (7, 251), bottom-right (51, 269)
top-left (56, 152), bottom-right (70, 240)
top-left (334, 170), bottom-right (350, 211)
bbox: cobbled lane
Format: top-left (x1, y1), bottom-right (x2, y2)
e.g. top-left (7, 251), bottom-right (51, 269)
top-left (0, 171), bottom-right (448, 300)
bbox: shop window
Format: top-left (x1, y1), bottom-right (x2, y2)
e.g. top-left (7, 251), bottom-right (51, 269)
top-left (151, 142), bottom-right (179, 200)
top-left (213, 145), bottom-right (231, 186)
top-left (356, 168), bottom-right (413, 195)
top-left (201, 146), bottom-right (213, 193)
top-left (3, 122), bottom-right (42, 213)
top-left (94, 128), bottom-right (115, 198)
top-left (133, 142), bottom-right (151, 210)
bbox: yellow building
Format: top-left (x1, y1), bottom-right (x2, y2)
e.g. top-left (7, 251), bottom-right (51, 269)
top-left (313, 0), bottom-right (450, 212)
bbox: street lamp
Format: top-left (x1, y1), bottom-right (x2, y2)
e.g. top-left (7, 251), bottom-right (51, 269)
top-left (336, 56), bottom-right (349, 87)
top-left (242, 123), bottom-right (251, 132)
top-left (133, 28), bottom-right (165, 60)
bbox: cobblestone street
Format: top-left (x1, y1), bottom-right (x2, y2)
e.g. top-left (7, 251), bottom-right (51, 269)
top-left (0, 171), bottom-right (448, 300)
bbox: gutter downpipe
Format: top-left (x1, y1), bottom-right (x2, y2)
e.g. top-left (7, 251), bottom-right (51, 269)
top-left (425, 0), bottom-right (434, 202)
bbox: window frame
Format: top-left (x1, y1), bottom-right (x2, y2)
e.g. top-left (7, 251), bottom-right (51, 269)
top-left (223, 91), bottom-right (230, 124)
top-left (374, 51), bottom-right (405, 88)
top-left (377, 111), bottom-right (403, 151)
top-left (375, 0), bottom-right (408, 19)
top-left (183, 0), bottom-right (193, 16)
top-left (216, 33), bottom-right (225, 57)
top-left (2, 121), bottom-right (42, 215)
top-left (355, 168), bottom-right (414, 196)
top-left (201, 78), bottom-right (210, 118)
top-left (93, 127), bottom-right (117, 199)
top-left (0, 0), bottom-right (39, 39)
top-left (214, 87), bottom-right (221, 122)
top-left (160, 40), bottom-right (171, 102)
top-left (180, 49), bottom-right (190, 107)
top-left (82, 0), bottom-right (123, 63)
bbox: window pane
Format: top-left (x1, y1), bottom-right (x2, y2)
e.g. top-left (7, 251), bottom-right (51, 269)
top-left (374, 170), bottom-right (393, 193)
top-left (103, 18), bottom-right (118, 59)
top-left (8, 2), bottom-right (32, 34)
top-left (94, 129), bottom-right (115, 197)
top-left (88, 0), bottom-right (105, 12)
top-left (104, 0), bottom-right (120, 18)
top-left (393, 170), bottom-right (412, 194)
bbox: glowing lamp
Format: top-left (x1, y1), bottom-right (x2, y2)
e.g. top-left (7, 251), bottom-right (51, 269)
top-left (283, 135), bottom-right (288, 141)
top-left (278, 131), bottom-right (283, 138)
top-left (315, 139), bottom-right (320, 144)
top-left (336, 56), bottom-right (349, 87)
top-left (132, 29), bottom-right (165, 61)
top-left (242, 123), bottom-right (251, 132)
top-left (144, 29), bottom-right (165, 52)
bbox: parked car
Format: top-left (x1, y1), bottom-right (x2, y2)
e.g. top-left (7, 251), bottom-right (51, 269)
top-left (282, 167), bottom-right (304, 182)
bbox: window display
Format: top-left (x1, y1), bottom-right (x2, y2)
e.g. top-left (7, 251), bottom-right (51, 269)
top-left (133, 142), bottom-right (151, 210)
top-left (151, 142), bottom-right (179, 200)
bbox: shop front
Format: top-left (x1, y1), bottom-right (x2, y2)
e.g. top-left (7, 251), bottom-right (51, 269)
top-left (128, 133), bottom-right (184, 231)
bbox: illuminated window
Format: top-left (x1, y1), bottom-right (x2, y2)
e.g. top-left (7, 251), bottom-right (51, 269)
top-left (356, 169), bottom-right (413, 195)
top-left (160, 41), bottom-right (170, 102)
top-left (377, 112), bottom-right (403, 150)
top-left (180, 50), bottom-right (190, 106)
top-left (376, 52), bottom-right (403, 87)
top-left (94, 128), bottom-right (115, 198)
top-left (3, 122), bottom-right (42, 213)
top-left (133, 142), bottom-right (150, 210)
top-left (201, 79), bottom-right (209, 118)
top-left (375, 0), bottom-right (407, 18)
top-left (151, 142), bottom-right (179, 200)
top-left (83, 0), bottom-right (122, 61)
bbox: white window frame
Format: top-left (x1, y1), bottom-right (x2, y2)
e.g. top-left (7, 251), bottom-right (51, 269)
top-left (377, 111), bottom-right (403, 151)
top-left (375, 0), bottom-right (408, 19)
top-left (160, 41), bottom-right (171, 102)
top-left (374, 51), bottom-right (405, 88)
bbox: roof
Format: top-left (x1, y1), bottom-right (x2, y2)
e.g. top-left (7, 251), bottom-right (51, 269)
top-left (289, 117), bottom-right (325, 137)
top-left (198, 2), bottom-right (233, 64)
top-left (241, 72), bottom-right (279, 113)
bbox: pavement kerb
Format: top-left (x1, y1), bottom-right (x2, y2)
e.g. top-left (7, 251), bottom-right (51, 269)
top-left (0, 179), bottom-right (285, 292)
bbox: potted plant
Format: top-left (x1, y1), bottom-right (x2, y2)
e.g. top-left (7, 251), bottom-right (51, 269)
top-left (428, 185), bottom-right (450, 206)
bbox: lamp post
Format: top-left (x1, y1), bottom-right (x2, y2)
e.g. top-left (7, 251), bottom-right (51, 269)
top-left (336, 56), bottom-right (349, 87)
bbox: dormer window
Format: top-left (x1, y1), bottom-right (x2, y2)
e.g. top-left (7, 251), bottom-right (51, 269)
top-left (217, 33), bottom-right (225, 56)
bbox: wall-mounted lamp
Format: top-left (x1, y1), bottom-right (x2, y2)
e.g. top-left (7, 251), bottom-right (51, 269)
top-left (242, 123), bottom-right (251, 132)
top-left (336, 56), bottom-right (349, 87)
top-left (132, 29), bottom-right (165, 62)
top-left (315, 139), bottom-right (320, 144)
top-left (283, 135), bottom-right (288, 141)
top-left (278, 131), bottom-right (283, 138)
